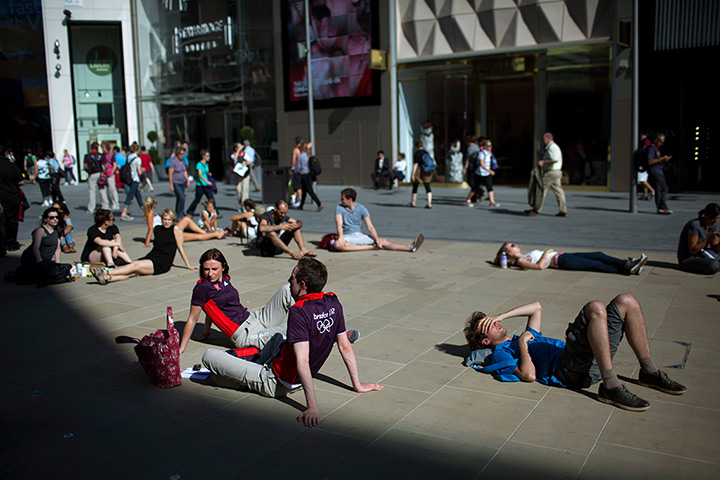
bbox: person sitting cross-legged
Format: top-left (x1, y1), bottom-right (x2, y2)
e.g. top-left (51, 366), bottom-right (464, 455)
top-left (463, 294), bottom-right (687, 411)
top-left (257, 199), bottom-right (315, 259)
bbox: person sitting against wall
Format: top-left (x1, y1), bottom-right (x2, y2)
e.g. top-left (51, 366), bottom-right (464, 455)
top-left (676, 202), bottom-right (720, 275)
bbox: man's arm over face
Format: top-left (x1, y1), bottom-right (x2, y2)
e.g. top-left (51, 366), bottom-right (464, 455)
top-left (481, 302), bottom-right (542, 334)
top-left (293, 341), bottom-right (320, 427)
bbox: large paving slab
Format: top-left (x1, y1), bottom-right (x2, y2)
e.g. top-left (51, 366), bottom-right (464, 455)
top-left (1, 180), bottom-right (719, 479)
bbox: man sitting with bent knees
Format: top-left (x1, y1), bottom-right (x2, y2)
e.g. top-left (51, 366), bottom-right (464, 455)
top-left (334, 188), bottom-right (423, 253)
top-left (202, 257), bottom-right (382, 426)
top-left (257, 199), bottom-right (315, 259)
top-left (464, 294), bottom-right (686, 411)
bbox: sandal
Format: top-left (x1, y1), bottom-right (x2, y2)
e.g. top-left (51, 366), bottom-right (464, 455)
top-left (407, 203), bottom-right (416, 208)
top-left (92, 268), bottom-right (108, 285)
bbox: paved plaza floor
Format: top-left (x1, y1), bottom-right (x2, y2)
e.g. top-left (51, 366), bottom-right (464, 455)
top-left (1, 179), bottom-right (718, 479)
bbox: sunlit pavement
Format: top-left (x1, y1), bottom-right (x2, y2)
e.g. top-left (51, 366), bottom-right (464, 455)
top-left (2, 179), bottom-right (718, 478)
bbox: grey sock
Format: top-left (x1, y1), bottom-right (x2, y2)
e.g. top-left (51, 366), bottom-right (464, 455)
top-left (601, 369), bottom-right (621, 389)
top-left (639, 357), bottom-right (658, 374)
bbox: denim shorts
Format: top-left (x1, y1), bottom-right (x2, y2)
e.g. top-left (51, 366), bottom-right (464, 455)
top-left (556, 300), bottom-right (625, 388)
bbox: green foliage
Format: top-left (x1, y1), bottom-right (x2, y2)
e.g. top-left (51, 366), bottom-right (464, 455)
top-left (149, 147), bottom-right (160, 165)
top-left (147, 131), bottom-right (158, 144)
top-left (240, 126), bottom-right (256, 145)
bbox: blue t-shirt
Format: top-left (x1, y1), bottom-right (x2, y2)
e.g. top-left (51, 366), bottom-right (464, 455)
top-left (115, 153), bottom-right (127, 168)
top-left (191, 276), bottom-right (249, 328)
top-left (490, 327), bottom-right (567, 387)
top-left (336, 202), bottom-right (370, 235)
top-left (647, 144), bottom-right (664, 176)
top-left (196, 162), bottom-right (210, 186)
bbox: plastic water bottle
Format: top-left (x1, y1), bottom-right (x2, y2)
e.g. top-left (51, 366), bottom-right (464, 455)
top-left (500, 252), bottom-right (508, 269)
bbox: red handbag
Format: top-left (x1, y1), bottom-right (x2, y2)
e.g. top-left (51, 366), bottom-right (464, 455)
top-left (116, 307), bottom-right (182, 388)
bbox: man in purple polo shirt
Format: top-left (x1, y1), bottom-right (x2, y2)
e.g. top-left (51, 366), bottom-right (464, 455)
top-left (202, 258), bottom-right (383, 426)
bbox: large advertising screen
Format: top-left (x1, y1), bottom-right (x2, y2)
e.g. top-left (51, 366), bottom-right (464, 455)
top-left (282, 0), bottom-right (380, 111)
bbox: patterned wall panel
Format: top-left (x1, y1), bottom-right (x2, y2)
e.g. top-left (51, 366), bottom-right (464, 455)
top-left (398, 0), bottom-right (612, 60)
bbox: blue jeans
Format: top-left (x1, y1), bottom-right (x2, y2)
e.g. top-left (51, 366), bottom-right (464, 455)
top-left (173, 183), bottom-right (186, 217)
top-left (123, 181), bottom-right (143, 208)
top-left (61, 231), bottom-right (74, 246)
top-left (186, 184), bottom-right (214, 215)
top-left (556, 252), bottom-right (627, 274)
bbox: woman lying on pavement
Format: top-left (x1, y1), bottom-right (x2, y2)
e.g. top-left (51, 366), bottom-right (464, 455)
top-left (494, 242), bottom-right (648, 275)
top-left (94, 208), bottom-right (198, 284)
top-left (142, 196), bottom-right (227, 248)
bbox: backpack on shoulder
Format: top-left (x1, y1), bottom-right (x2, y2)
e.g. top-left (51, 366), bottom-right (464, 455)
top-left (119, 163), bottom-right (133, 184)
top-left (420, 152), bottom-right (435, 173)
top-left (309, 155), bottom-right (322, 176)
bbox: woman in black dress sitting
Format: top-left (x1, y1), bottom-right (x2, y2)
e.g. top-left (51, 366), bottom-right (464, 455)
top-left (93, 208), bottom-right (198, 284)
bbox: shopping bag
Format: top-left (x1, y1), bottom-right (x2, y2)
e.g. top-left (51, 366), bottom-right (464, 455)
top-left (115, 307), bottom-right (182, 388)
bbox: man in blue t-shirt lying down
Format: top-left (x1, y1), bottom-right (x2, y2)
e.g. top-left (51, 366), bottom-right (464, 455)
top-left (463, 294), bottom-right (686, 411)
top-left (202, 257), bottom-right (383, 427)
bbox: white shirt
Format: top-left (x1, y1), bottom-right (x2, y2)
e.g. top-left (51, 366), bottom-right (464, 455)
top-left (544, 142), bottom-right (563, 171)
top-left (129, 154), bottom-right (142, 182)
top-left (522, 249), bottom-right (559, 268)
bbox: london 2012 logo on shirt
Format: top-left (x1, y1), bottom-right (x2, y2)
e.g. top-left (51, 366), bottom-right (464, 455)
top-left (314, 308), bottom-right (336, 334)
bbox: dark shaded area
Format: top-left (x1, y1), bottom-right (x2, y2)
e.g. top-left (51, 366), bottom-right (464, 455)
top-left (435, 342), bottom-right (471, 361)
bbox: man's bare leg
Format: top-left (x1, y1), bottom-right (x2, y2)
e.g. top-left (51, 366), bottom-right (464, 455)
top-left (611, 294), bottom-right (652, 365)
top-left (611, 294), bottom-right (686, 394)
top-left (266, 231), bottom-right (303, 259)
top-left (334, 240), bottom-right (377, 252)
top-left (583, 299), bottom-right (651, 410)
top-left (583, 300), bottom-right (619, 386)
top-left (292, 229), bottom-right (315, 257)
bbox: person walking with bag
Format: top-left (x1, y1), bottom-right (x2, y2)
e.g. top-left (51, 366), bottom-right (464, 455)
top-left (232, 142), bottom-right (251, 205)
top-left (84, 142), bottom-right (109, 213)
top-left (119, 144), bottom-right (144, 221)
top-left (409, 140), bottom-right (434, 209)
top-left (297, 142), bottom-right (323, 211)
top-left (186, 149), bottom-right (215, 217)
top-left (62, 149), bottom-right (77, 186)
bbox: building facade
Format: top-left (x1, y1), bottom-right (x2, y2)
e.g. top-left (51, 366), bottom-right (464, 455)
top-left (2, 0), bottom-right (717, 192)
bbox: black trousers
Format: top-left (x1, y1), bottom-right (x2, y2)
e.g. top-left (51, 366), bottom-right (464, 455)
top-left (0, 200), bottom-right (20, 253)
top-left (299, 174), bottom-right (321, 208)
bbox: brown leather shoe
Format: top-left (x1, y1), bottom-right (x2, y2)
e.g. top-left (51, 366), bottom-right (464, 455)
top-left (556, 212), bottom-right (568, 217)
top-left (524, 209), bottom-right (539, 216)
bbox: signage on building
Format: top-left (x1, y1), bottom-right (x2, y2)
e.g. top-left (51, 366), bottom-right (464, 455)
top-left (172, 16), bottom-right (234, 55)
top-left (86, 46), bottom-right (117, 76)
